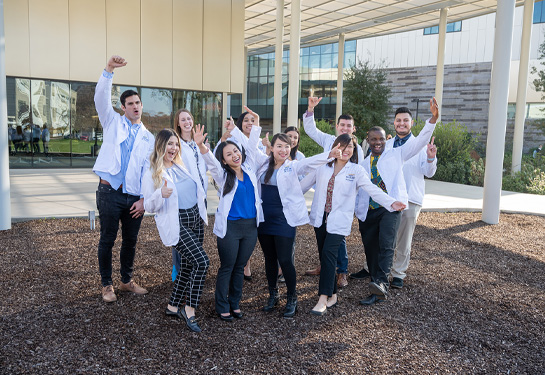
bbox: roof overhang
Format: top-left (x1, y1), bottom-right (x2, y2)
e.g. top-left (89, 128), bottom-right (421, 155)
top-left (245, 0), bottom-right (531, 55)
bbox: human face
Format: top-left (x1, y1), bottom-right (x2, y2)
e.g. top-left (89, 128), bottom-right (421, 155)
top-left (368, 130), bottom-right (386, 156)
top-left (241, 113), bottom-right (255, 137)
top-left (272, 139), bottom-right (291, 163)
top-left (163, 135), bottom-right (180, 167)
top-left (222, 144), bottom-right (242, 169)
top-left (336, 119), bottom-right (355, 135)
top-left (394, 113), bottom-right (413, 137)
top-left (121, 95), bottom-right (143, 124)
top-left (285, 130), bottom-right (299, 148)
top-left (338, 141), bottom-right (355, 161)
top-left (177, 111), bottom-right (194, 137)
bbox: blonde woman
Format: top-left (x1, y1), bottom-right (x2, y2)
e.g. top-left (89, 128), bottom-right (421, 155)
top-left (171, 109), bottom-right (209, 281)
top-left (142, 128), bottom-right (209, 333)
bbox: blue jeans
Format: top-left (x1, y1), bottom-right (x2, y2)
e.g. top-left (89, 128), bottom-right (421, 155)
top-left (96, 183), bottom-right (143, 287)
top-left (215, 218), bottom-right (257, 314)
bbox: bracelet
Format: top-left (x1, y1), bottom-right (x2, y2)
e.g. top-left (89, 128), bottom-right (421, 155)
top-left (427, 157), bottom-right (435, 162)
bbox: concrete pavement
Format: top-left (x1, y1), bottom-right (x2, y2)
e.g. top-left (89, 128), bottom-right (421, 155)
top-left (7, 168), bottom-right (545, 223)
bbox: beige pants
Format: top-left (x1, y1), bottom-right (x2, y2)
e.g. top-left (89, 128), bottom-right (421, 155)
top-left (391, 202), bottom-right (422, 280)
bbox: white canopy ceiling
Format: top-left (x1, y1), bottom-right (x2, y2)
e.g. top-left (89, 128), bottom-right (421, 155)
top-left (245, 0), bottom-right (530, 54)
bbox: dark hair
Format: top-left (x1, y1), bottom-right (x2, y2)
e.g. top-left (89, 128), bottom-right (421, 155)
top-left (284, 126), bottom-right (300, 160)
top-left (236, 112), bottom-right (249, 132)
top-left (337, 114), bottom-right (354, 124)
top-left (120, 90), bottom-right (140, 106)
top-left (214, 140), bottom-right (246, 196)
top-left (327, 133), bottom-right (358, 167)
top-left (395, 107), bottom-right (412, 118)
top-left (368, 126), bottom-right (385, 135)
top-left (264, 133), bottom-right (291, 184)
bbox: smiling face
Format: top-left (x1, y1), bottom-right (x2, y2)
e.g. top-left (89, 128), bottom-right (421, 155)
top-left (339, 141), bottom-right (355, 161)
top-left (177, 111), bottom-right (194, 138)
top-left (272, 138), bottom-right (291, 163)
top-left (121, 95), bottom-right (143, 124)
top-left (241, 113), bottom-right (255, 137)
top-left (394, 112), bottom-right (413, 137)
top-left (336, 119), bottom-right (355, 135)
top-left (368, 129), bottom-right (387, 156)
top-left (285, 130), bottom-right (299, 148)
top-left (222, 143), bottom-right (242, 169)
top-left (163, 135), bottom-right (180, 167)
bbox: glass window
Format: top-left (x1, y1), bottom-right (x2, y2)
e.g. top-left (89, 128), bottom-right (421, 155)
top-left (528, 103), bottom-right (545, 119)
top-left (70, 81), bottom-right (100, 167)
top-left (424, 21), bottom-right (461, 35)
top-left (507, 103), bottom-right (516, 120)
top-left (345, 40), bottom-right (356, 52)
top-left (534, 1), bottom-right (545, 24)
top-left (259, 56), bottom-right (269, 76)
top-left (309, 55), bottom-right (320, 69)
top-left (321, 54), bottom-right (333, 69)
top-left (249, 57), bottom-right (259, 77)
top-left (309, 46), bottom-right (320, 55)
top-left (140, 87), bottom-right (173, 135)
top-left (321, 43), bottom-right (333, 54)
top-left (344, 53), bottom-right (356, 68)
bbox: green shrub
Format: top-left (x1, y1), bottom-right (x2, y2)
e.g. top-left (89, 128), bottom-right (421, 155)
top-left (412, 119), bottom-right (477, 184)
top-left (502, 154), bottom-right (545, 194)
top-left (469, 158), bottom-right (485, 187)
top-left (299, 119), bottom-right (336, 157)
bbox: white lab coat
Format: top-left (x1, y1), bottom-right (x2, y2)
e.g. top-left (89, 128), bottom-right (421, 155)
top-left (92, 71), bottom-right (154, 196)
top-left (180, 140), bottom-right (209, 193)
top-left (201, 127), bottom-right (264, 238)
top-left (308, 162), bottom-right (396, 236)
top-left (355, 119), bottom-right (436, 222)
top-left (247, 126), bottom-right (332, 227)
top-left (385, 136), bottom-right (437, 206)
top-left (142, 164), bottom-right (208, 246)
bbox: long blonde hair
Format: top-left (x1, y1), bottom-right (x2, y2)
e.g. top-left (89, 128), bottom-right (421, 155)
top-left (150, 129), bottom-right (183, 189)
top-left (174, 109), bottom-right (195, 141)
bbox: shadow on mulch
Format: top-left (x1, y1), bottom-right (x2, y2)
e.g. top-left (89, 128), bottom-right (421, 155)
top-left (0, 212), bottom-right (544, 374)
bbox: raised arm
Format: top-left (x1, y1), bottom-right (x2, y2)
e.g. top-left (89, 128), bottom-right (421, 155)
top-left (293, 144), bottom-right (341, 176)
top-left (420, 136), bottom-right (438, 177)
top-left (398, 97), bottom-right (439, 162)
top-left (194, 124), bottom-right (226, 186)
top-left (94, 56), bottom-right (127, 131)
top-left (355, 166), bottom-right (406, 212)
top-left (303, 97), bottom-right (336, 148)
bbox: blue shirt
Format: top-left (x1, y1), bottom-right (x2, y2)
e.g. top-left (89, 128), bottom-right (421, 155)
top-left (259, 168), bottom-right (278, 186)
top-left (393, 133), bottom-right (412, 148)
top-left (228, 171), bottom-right (257, 220)
top-left (96, 71), bottom-right (142, 195)
top-left (167, 166), bottom-right (198, 209)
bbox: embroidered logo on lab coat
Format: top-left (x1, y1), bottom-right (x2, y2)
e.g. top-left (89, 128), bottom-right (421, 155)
top-left (142, 135), bottom-right (150, 142)
top-left (283, 166), bottom-right (293, 173)
top-left (345, 173), bottom-right (355, 182)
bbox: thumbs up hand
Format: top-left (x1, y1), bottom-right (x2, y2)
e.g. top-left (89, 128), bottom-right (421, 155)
top-left (161, 179), bottom-right (173, 198)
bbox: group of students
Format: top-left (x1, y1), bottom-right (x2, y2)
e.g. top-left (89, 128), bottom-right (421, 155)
top-left (93, 55), bottom-right (439, 334)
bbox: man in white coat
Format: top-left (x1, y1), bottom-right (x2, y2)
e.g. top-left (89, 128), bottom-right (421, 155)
top-left (356, 98), bottom-right (438, 306)
top-left (93, 55), bottom-right (155, 303)
top-left (387, 107), bottom-right (437, 289)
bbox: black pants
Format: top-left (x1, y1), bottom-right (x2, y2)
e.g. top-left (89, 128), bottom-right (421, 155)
top-left (358, 207), bottom-right (402, 285)
top-left (314, 214), bottom-right (345, 297)
top-left (170, 206), bottom-right (209, 309)
top-left (258, 234), bottom-right (296, 295)
top-left (96, 183), bottom-right (143, 287)
top-left (215, 218), bottom-right (257, 314)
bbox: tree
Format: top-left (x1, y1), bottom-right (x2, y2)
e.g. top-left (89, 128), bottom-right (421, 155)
top-left (343, 59), bottom-right (391, 141)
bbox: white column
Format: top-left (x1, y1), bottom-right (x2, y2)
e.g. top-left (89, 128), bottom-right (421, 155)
top-left (0, 0), bottom-right (12, 230)
top-left (222, 92), bottom-right (228, 135)
top-left (273, 0), bottom-right (284, 134)
top-left (512, 0), bottom-right (534, 173)
top-left (242, 46), bottom-right (248, 108)
top-left (434, 8), bottom-right (448, 122)
top-left (482, 0), bottom-right (516, 225)
top-left (287, 0), bottom-right (301, 127)
top-left (335, 33), bottom-right (345, 122)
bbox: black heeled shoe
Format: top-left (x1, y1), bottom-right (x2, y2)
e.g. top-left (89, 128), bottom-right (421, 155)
top-left (230, 309), bottom-right (244, 319)
top-left (179, 307), bottom-right (202, 333)
top-left (263, 288), bottom-right (279, 312)
top-left (218, 312), bottom-right (234, 322)
top-left (283, 294), bottom-right (297, 318)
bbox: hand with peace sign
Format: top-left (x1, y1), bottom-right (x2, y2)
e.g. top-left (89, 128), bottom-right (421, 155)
top-left (328, 143), bottom-right (343, 159)
top-left (307, 97), bottom-right (323, 113)
top-left (161, 179), bottom-right (173, 198)
top-left (427, 136), bottom-right (437, 161)
top-left (225, 116), bottom-right (235, 132)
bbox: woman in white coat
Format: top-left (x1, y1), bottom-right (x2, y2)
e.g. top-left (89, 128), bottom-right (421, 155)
top-left (170, 109), bottom-right (209, 281)
top-left (306, 133), bottom-right (406, 316)
top-left (193, 113), bottom-right (263, 322)
top-left (142, 129), bottom-right (209, 333)
top-left (244, 120), bottom-right (342, 317)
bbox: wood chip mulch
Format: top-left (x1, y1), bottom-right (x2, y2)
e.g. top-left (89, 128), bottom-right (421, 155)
top-left (0, 212), bottom-right (544, 374)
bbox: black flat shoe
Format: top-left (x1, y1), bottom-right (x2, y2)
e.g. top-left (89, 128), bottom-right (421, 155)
top-left (326, 302), bottom-right (338, 309)
top-left (230, 310), bottom-right (244, 319)
top-left (218, 313), bottom-right (234, 322)
top-left (179, 307), bottom-right (202, 333)
top-left (310, 308), bottom-right (327, 316)
top-left (359, 294), bottom-right (385, 306)
top-left (243, 275), bottom-right (252, 281)
top-left (165, 307), bottom-right (179, 317)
